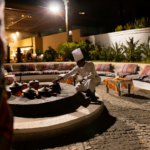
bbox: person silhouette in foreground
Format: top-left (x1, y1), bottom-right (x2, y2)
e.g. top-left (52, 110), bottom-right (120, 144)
top-left (53, 48), bottom-right (101, 101)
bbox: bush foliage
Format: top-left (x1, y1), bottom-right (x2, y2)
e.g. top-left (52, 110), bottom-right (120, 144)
top-left (43, 46), bottom-right (58, 61)
top-left (26, 37), bottom-right (150, 63)
top-left (115, 17), bottom-right (150, 32)
top-left (57, 40), bottom-right (94, 61)
top-left (56, 37), bottom-right (150, 63)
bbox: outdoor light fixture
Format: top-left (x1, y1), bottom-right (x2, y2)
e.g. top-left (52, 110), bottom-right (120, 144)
top-left (28, 15), bottom-right (32, 18)
top-left (49, 3), bottom-right (60, 12)
top-left (79, 12), bottom-right (85, 15)
top-left (16, 32), bottom-right (19, 35)
top-left (12, 33), bottom-right (15, 37)
top-left (11, 33), bottom-right (17, 41)
top-left (69, 30), bottom-right (72, 35)
top-left (4, 70), bottom-right (8, 76)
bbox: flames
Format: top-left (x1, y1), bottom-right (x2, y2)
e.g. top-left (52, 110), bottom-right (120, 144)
top-left (36, 91), bottom-right (39, 95)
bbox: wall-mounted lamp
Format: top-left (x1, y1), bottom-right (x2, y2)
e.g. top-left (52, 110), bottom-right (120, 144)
top-left (69, 30), bottom-right (72, 35)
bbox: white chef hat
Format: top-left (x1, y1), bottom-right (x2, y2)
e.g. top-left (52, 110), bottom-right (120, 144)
top-left (72, 48), bottom-right (84, 61)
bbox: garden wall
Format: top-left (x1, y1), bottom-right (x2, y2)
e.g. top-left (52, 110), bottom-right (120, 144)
top-left (80, 27), bottom-right (150, 46)
top-left (42, 29), bottom-right (80, 52)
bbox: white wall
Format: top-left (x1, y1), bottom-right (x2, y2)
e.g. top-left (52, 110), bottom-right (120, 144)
top-left (80, 27), bottom-right (150, 47)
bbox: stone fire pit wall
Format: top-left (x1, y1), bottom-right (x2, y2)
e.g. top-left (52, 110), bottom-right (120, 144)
top-left (7, 83), bottom-right (85, 118)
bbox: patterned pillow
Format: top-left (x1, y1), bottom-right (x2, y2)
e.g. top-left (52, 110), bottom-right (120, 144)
top-left (120, 64), bottom-right (138, 74)
top-left (4, 65), bottom-right (13, 72)
top-left (40, 63), bottom-right (54, 71)
top-left (20, 64), bottom-right (37, 71)
top-left (96, 64), bottom-right (111, 71)
top-left (141, 65), bottom-right (150, 76)
top-left (58, 63), bottom-right (72, 70)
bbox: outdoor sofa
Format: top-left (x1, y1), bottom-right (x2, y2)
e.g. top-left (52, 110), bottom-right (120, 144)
top-left (4, 63), bottom-right (150, 90)
top-left (4, 63), bottom-right (76, 82)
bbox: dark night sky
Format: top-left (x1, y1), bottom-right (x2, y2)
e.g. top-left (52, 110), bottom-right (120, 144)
top-left (5, 0), bottom-right (150, 35)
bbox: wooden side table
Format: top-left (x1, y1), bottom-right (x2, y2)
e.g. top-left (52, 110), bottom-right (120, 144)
top-left (5, 75), bottom-right (16, 85)
top-left (104, 78), bottom-right (133, 96)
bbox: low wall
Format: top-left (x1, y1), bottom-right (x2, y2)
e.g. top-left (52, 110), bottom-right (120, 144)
top-left (80, 27), bottom-right (150, 47)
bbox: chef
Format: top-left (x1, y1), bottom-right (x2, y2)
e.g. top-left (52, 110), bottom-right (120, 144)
top-left (53, 48), bottom-right (101, 101)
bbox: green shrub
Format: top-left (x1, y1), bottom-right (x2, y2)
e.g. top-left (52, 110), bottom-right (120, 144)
top-left (140, 37), bottom-right (150, 61)
top-left (139, 17), bottom-right (150, 28)
top-left (134, 17), bottom-right (150, 29)
top-left (134, 18), bottom-right (141, 29)
top-left (110, 43), bottom-right (125, 62)
top-left (57, 41), bottom-right (93, 61)
top-left (89, 46), bottom-right (101, 60)
top-left (122, 37), bottom-right (142, 62)
top-left (36, 49), bottom-right (43, 56)
top-left (115, 25), bottom-right (123, 32)
top-left (124, 23), bottom-right (134, 30)
top-left (43, 46), bottom-right (58, 61)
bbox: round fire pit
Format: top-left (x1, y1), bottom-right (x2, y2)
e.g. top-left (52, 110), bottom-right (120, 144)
top-left (7, 82), bottom-right (85, 117)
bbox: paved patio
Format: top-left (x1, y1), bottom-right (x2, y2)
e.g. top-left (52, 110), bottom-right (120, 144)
top-left (12, 84), bottom-right (150, 150)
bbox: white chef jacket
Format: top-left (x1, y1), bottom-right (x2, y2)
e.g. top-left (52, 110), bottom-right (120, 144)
top-left (63, 61), bottom-right (101, 93)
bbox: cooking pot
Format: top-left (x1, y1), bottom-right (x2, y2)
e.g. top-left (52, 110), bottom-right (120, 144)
top-left (29, 79), bottom-right (39, 88)
top-left (38, 86), bottom-right (52, 97)
top-left (50, 83), bottom-right (61, 93)
top-left (21, 82), bottom-right (28, 90)
top-left (22, 86), bottom-right (37, 99)
top-left (9, 81), bottom-right (22, 94)
top-left (6, 88), bottom-right (11, 99)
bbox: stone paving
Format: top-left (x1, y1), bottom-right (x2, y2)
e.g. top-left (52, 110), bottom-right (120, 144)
top-left (12, 84), bottom-right (150, 150)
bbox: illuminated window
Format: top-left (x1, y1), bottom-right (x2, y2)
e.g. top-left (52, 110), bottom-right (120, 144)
top-left (79, 12), bottom-right (85, 15)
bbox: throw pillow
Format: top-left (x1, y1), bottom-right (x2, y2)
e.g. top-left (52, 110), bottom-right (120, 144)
top-left (96, 64), bottom-right (111, 71)
top-left (4, 65), bottom-right (13, 72)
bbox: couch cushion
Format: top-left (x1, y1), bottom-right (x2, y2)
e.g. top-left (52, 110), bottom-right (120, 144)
top-left (40, 63), bottom-right (54, 71)
top-left (8, 71), bottom-right (23, 76)
top-left (22, 71), bottom-right (43, 75)
top-left (96, 71), bottom-right (112, 76)
top-left (58, 70), bottom-right (70, 74)
top-left (142, 76), bottom-right (150, 82)
top-left (58, 63), bottom-right (72, 70)
top-left (96, 64), bottom-right (111, 71)
top-left (120, 64), bottom-right (138, 74)
top-left (106, 72), bottom-right (131, 78)
top-left (125, 74), bottom-right (144, 80)
top-left (43, 70), bottom-right (59, 75)
top-left (141, 65), bottom-right (150, 76)
top-left (20, 64), bottom-right (37, 71)
top-left (4, 65), bottom-right (13, 72)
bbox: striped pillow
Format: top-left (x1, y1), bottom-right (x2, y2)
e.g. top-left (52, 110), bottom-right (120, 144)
top-left (40, 63), bottom-right (54, 71)
top-left (96, 64), bottom-right (111, 71)
top-left (58, 63), bottom-right (72, 70)
top-left (20, 64), bottom-right (37, 71)
top-left (120, 64), bottom-right (138, 74)
top-left (141, 65), bottom-right (150, 76)
top-left (4, 65), bottom-right (13, 72)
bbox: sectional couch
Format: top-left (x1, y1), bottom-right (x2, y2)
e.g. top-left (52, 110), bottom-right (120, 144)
top-left (4, 62), bottom-right (150, 90)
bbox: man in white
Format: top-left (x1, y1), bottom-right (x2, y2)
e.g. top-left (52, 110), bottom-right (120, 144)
top-left (54, 48), bottom-right (101, 101)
